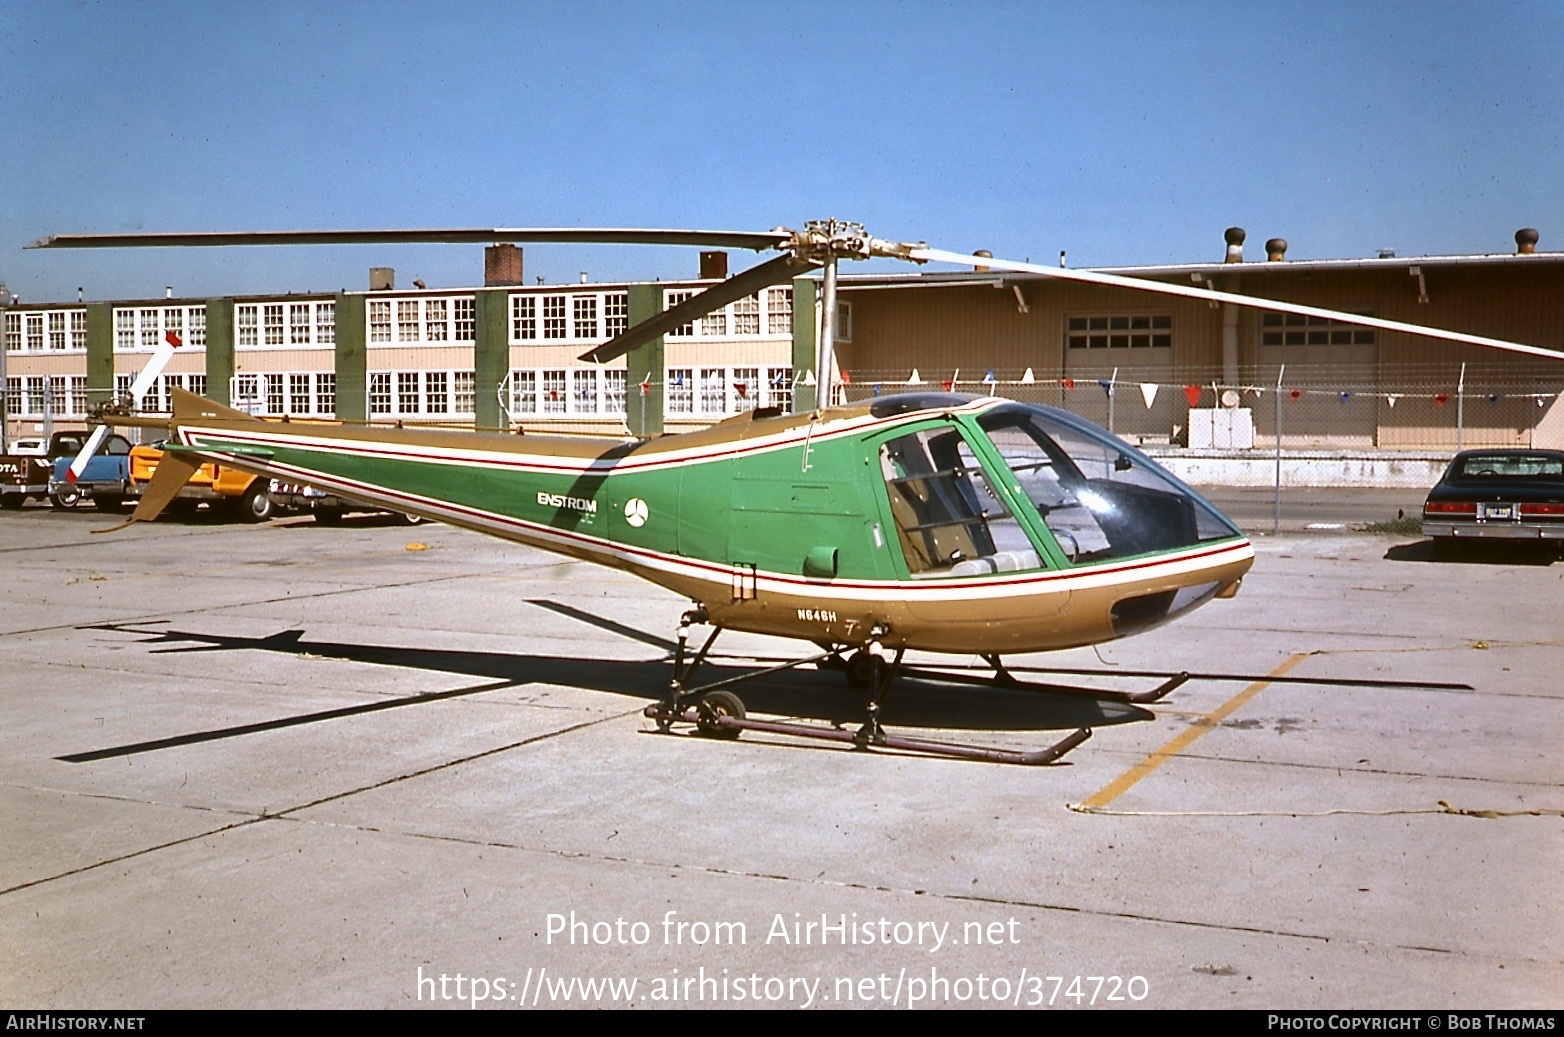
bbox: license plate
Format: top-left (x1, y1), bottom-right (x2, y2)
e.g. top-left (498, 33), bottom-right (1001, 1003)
top-left (1478, 502), bottom-right (1517, 521)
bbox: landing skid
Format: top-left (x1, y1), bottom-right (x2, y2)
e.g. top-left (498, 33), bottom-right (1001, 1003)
top-left (642, 610), bottom-right (1094, 767)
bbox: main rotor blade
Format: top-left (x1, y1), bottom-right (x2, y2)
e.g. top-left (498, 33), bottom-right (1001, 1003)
top-left (578, 252), bottom-right (815, 364)
top-left (29, 228), bottom-right (793, 251)
top-left (912, 247), bottom-right (1564, 362)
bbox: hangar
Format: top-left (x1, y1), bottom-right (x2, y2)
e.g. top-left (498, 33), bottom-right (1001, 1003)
top-left (5, 228), bottom-right (1562, 451)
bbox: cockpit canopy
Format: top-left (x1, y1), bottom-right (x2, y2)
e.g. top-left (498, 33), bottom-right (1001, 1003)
top-left (878, 400), bottom-right (1241, 577)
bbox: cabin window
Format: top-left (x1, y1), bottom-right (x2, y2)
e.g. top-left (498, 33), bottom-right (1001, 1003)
top-left (878, 426), bottom-right (1040, 578)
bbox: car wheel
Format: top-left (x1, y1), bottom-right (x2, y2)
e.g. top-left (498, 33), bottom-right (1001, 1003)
top-left (238, 484), bottom-right (275, 523)
top-left (51, 488), bottom-right (83, 510)
top-left (395, 511), bottom-right (424, 525)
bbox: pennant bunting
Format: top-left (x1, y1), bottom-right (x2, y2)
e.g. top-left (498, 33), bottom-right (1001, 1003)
top-left (1098, 379), bottom-right (1113, 397)
top-left (840, 369), bottom-right (852, 385)
top-left (1339, 392), bottom-right (1351, 404)
top-left (907, 368), bottom-right (923, 385)
top-left (1020, 368), bottom-right (1035, 384)
top-left (1061, 378), bottom-right (1075, 391)
top-left (1139, 382), bottom-right (1158, 410)
top-left (1385, 393), bottom-right (1399, 408)
top-left (1289, 389), bottom-right (1302, 402)
top-left (1434, 393), bottom-right (1449, 407)
top-left (1183, 384), bottom-right (1202, 408)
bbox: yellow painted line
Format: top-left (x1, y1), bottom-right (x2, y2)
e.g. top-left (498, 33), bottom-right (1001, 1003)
top-left (1079, 652), bottom-right (1310, 810)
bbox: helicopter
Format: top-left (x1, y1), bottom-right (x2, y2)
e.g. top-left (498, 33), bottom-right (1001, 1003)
top-left (28, 220), bottom-right (1552, 766)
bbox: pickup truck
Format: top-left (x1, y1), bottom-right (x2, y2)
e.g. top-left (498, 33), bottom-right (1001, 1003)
top-left (50, 438), bottom-right (134, 510)
top-left (129, 442), bottom-right (275, 521)
top-left (1, 431), bottom-right (132, 510)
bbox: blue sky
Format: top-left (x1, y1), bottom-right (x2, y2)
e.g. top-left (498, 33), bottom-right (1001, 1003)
top-left (3, 0), bottom-right (1561, 302)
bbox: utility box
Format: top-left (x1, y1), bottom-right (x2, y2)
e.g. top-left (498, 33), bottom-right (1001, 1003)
top-left (1188, 407), bottom-right (1255, 449)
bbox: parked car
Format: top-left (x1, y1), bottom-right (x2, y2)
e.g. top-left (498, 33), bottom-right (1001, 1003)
top-left (129, 442), bottom-right (274, 521)
top-left (2, 431), bottom-right (130, 509)
top-left (49, 435), bottom-right (134, 510)
top-left (268, 479), bottom-right (425, 525)
top-left (1422, 449), bottom-right (1564, 557)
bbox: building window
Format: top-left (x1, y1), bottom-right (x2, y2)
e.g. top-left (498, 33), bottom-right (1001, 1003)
top-left (316, 302), bottom-right (334, 345)
top-left (667, 368), bottom-right (693, 413)
top-left (263, 305), bottom-right (285, 346)
top-left (316, 373), bottom-right (335, 416)
top-left (189, 374), bottom-right (207, 398)
top-left (767, 287), bottom-right (792, 335)
top-left (369, 372), bottom-right (392, 415)
top-left (665, 291), bottom-right (695, 337)
top-left (834, 301), bottom-right (852, 342)
top-left (139, 309), bottom-right (159, 349)
top-left (699, 368), bottom-right (726, 413)
top-left (397, 300), bottom-right (419, 342)
top-left (397, 372), bottom-right (420, 414)
top-left (700, 303), bottom-right (727, 338)
top-left (48, 312), bottom-right (67, 350)
top-left (426, 371), bottom-right (449, 414)
top-left (369, 300), bottom-right (392, 343)
top-left (573, 296), bottom-right (598, 339)
top-left (1066, 314), bottom-right (1172, 349)
top-left (767, 368), bottom-right (793, 411)
top-left (511, 296), bottom-right (537, 341)
top-left (1261, 312), bottom-right (1374, 346)
top-left (3, 312), bottom-right (19, 352)
top-left (571, 368), bottom-right (598, 413)
top-left (186, 308), bottom-right (205, 348)
top-left (509, 370), bottom-right (537, 414)
top-left (453, 371), bottom-right (475, 414)
top-left (237, 305), bottom-right (259, 347)
top-left (288, 374), bottom-right (311, 414)
top-left (265, 373), bottom-right (284, 413)
top-left (542, 296), bottom-right (568, 340)
top-left (603, 369), bottom-right (626, 415)
top-left (604, 292), bottom-right (629, 337)
top-left (453, 297), bottom-right (475, 341)
top-left (289, 304), bottom-right (311, 345)
top-left (425, 298), bottom-right (448, 341)
top-left (733, 367), bottom-right (759, 412)
top-left (541, 370), bottom-right (567, 413)
top-left (69, 376), bottom-right (89, 415)
top-left (732, 295), bottom-right (760, 336)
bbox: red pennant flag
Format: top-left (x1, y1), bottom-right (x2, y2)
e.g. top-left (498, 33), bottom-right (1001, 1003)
top-left (165, 330), bottom-right (183, 348)
top-left (1182, 385), bottom-right (1201, 407)
top-left (1289, 389), bottom-right (1302, 402)
top-left (1434, 393), bottom-right (1449, 407)
top-left (941, 380), bottom-right (953, 392)
top-left (638, 376), bottom-right (650, 397)
top-left (839, 370), bottom-right (851, 385)
top-left (1062, 378), bottom-right (1075, 391)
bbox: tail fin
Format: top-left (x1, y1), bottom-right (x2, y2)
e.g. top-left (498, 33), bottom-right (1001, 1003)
top-left (171, 387), bottom-right (265, 425)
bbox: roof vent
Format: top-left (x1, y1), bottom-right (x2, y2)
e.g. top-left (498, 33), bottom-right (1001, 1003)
top-left (972, 249), bottom-right (993, 273)
top-left (1516, 228), bottom-right (1539, 254)
top-left (1265, 238), bottom-right (1288, 262)
top-left (1223, 227), bottom-right (1245, 263)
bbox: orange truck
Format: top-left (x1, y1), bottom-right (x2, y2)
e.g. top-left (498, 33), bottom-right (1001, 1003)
top-left (129, 442), bottom-right (275, 521)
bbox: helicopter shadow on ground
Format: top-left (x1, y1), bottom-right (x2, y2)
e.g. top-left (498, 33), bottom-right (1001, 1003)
top-left (64, 620), bottom-right (1148, 763)
top-left (1384, 538), bottom-right (1561, 566)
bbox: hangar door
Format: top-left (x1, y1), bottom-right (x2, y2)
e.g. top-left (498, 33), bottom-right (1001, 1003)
top-left (1061, 314), bottom-right (1176, 444)
top-left (1255, 312), bottom-right (1378, 447)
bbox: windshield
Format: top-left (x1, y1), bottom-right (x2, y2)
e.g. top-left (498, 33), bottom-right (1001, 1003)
top-left (976, 403), bottom-right (1241, 564)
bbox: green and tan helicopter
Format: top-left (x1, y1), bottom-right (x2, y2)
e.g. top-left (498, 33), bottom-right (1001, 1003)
top-left (31, 221), bottom-right (1551, 765)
